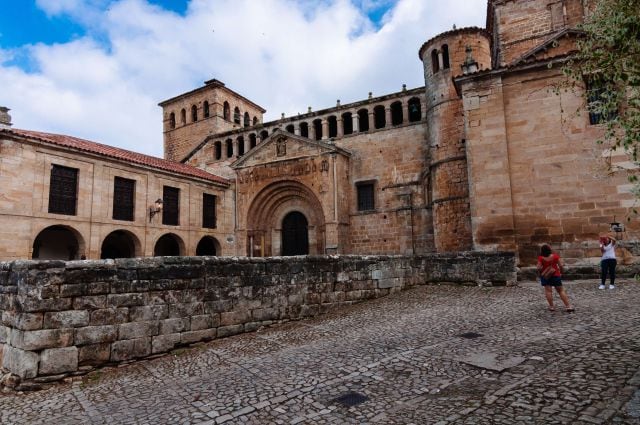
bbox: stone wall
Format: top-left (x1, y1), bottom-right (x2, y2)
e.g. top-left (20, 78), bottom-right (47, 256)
top-left (0, 253), bottom-right (515, 388)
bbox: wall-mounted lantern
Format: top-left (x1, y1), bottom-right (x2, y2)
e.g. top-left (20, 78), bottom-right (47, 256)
top-left (610, 217), bottom-right (625, 238)
top-left (149, 198), bottom-right (163, 222)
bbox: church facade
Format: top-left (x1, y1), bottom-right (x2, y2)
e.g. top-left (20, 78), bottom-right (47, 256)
top-left (0, 0), bottom-right (636, 265)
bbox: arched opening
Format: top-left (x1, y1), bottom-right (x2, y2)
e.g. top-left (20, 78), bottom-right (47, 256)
top-left (249, 133), bottom-right (257, 149)
top-left (358, 109), bottom-right (369, 132)
top-left (374, 105), bottom-right (386, 129)
top-left (196, 236), bottom-right (220, 256)
top-left (214, 141), bottom-right (222, 160)
top-left (203, 101), bottom-right (210, 118)
top-left (32, 225), bottom-right (84, 260)
top-left (328, 116), bottom-right (338, 138)
top-left (223, 102), bottom-right (230, 120)
top-left (233, 107), bottom-right (241, 124)
top-left (442, 44), bottom-right (450, 69)
top-left (226, 139), bottom-right (233, 158)
top-left (281, 212), bottom-right (309, 256)
top-left (180, 108), bottom-right (186, 125)
top-left (154, 233), bottom-right (183, 256)
top-left (244, 112), bottom-right (250, 127)
top-left (300, 122), bottom-right (309, 138)
top-left (391, 101), bottom-right (403, 126)
top-left (191, 105), bottom-right (198, 122)
top-left (342, 112), bottom-right (353, 135)
top-left (260, 130), bottom-right (269, 141)
top-left (408, 97), bottom-right (422, 122)
top-left (253, 116), bottom-right (258, 126)
top-left (285, 124), bottom-right (295, 134)
top-left (272, 128), bottom-right (279, 134)
top-left (313, 119), bottom-right (322, 141)
top-left (101, 230), bottom-right (139, 259)
top-left (169, 112), bottom-right (176, 129)
top-left (237, 136), bottom-right (245, 156)
top-left (431, 49), bottom-right (439, 74)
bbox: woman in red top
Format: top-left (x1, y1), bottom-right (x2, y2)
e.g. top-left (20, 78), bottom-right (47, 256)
top-left (536, 244), bottom-right (574, 312)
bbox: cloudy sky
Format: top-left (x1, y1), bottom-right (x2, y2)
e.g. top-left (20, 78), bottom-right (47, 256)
top-left (0, 0), bottom-right (487, 158)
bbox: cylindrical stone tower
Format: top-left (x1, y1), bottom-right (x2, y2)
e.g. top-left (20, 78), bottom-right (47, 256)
top-left (419, 28), bottom-right (491, 252)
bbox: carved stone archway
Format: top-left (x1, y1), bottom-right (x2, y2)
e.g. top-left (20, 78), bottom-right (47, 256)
top-left (245, 180), bottom-right (325, 256)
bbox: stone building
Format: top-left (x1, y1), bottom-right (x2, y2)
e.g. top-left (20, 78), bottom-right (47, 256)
top-left (0, 0), bottom-right (636, 265)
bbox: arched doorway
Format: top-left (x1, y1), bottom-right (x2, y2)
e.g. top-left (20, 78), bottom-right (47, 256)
top-left (281, 212), bottom-right (309, 256)
top-left (154, 233), bottom-right (183, 256)
top-left (32, 225), bottom-right (84, 260)
top-left (196, 236), bottom-right (220, 256)
top-left (101, 230), bottom-right (139, 259)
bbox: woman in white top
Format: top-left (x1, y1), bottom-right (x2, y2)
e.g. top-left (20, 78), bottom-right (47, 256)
top-left (599, 235), bottom-right (617, 289)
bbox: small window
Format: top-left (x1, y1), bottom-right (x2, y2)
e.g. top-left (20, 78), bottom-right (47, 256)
top-left (169, 112), bottom-right (176, 129)
top-left (357, 183), bottom-right (375, 212)
top-left (253, 116), bottom-right (258, 126)
top-left (162, 186), bottom-right (180, 226)
top-left (191, 105), bottom-right (198, 122)
top-left (238, 136), bottom-right (245, 156)
top-left (244, 112), bottom-right (250, 128)
top-left (408, 97), bottom-right (422, 122)
top-left (586, 77), bottom-right (618, 125)
top-left (328, 115), bottom-right (338, 138)
top-left (223, 102), bottom-right (230, 120)
top-left (260, 130), bottom-right (269, 141)
top-left (233, 107), bottom-right (241, 124)
top-left (112, 177), bottom-right (135, 221)
top-left (202, 193), bottom-right (217, 229)
top-left (390, 101), bottom-right (403, 126)
top-left (442, 44), bottom-right (450, 69)
top-left (226, 139), bottom-right (233, 158)
top-left (249, 133), bottom-right (257, 149)
top-left (203, 101), bottom-right (210, 118)
top-left (286, 124), bottom-right (295, 134)
top-left (214, 141), bottom-right (222, 160)
top-left (342, 112), bottom-right (353, 135)
top-left (300, 122), bottom-right (309, 138)
top-left (180, 108), bottom-right (186, 125)
top-left (431, 49), bottom-right (439, 74)
top-left (313, 119), bottom-right (322, 141)
top-left (48, 164), bottom-right (78, 216)
top-left (374, 105), bottom-right (386, 129)
top-left (358, 109), bottom-right (369, 132)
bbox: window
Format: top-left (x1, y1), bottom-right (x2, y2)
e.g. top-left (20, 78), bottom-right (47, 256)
top-left (431, 49), bottom-right (439, 74)
top-left (253, 116), bottom-right (258, 126)
top-left (191, 105), bottom-right (198, 122)
top-left (238, 136), bottom-right (245, 156)
top-left (313, 119), bottom-right (322, 141)
top-left (169, 112), bottom-right (176, 129)
top-left (408, 97), bottom-right (422, 122)
top-left (203, 101), bottom-right (210, 118)
top-left (300, 122), bottom-right (309, 138)
top-left (260, 130), bottom-right (269, 141)
top-left (328, 115), bottom-right (338, 138)
top-left (391, 101), bottom-right (403, 126)
top-left (244, 112), bottom-right (250, 127)
top-left (162, 186), bottom-right (180, 226)
top-left (357, 182), bottom-right (375, 212)
top-left (112, 177), bottom-right (135, 221)
top-left (226, 139), bottom-right (233, 158)
top-left (223, 102), bottom-right (230, 120)
top-left (342, 112), bottom-right (353, 135)
top-left (48, 164), bottom-right (78, 215)
top-left (286, 124), bottom-right (295, 134)
top-left (358, 109), bottom-right (369, 132)
top-left (374, 105), bottom-right (386, 129)
top-left (233, 107), bottom-right (241, 124)
top-left (214, 141), bottom-right (222, 160)
top-left (249, 133), bottom-right (257, 149)
top-left (202, 194), bottom-right (217, 229)
top-left (442, 44), bottom-right (450, 69)
top-left (180, 109), bottom-right (186, 125)
top-left (586, 77), bottom-right (618, 125)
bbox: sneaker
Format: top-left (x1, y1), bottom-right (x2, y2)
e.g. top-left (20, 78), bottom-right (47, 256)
top-left (599, 284), bottom-right (606, 290)
top-left (609, 285), bottom-right (615, 290)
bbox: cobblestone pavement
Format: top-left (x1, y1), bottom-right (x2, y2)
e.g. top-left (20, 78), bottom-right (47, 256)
top-left (1, 279), bottom-right (640, 424)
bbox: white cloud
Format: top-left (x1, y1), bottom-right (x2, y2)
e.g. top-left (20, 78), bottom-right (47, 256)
top-left (0, 0), bottom-right (487, 158)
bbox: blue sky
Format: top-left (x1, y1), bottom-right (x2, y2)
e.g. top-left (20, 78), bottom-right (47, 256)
top-left (0, 0), bottom-right (486, 157)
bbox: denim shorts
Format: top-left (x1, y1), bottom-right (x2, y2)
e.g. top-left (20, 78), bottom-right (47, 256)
top-left (540, 276), bottom-right (562, 287)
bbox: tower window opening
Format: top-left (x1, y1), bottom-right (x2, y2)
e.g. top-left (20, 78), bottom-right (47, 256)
top-left (300, 122), bottom-right (309, 138)
top-left (191, 105), bottom-right (198, 122)
top-left (214, 141), bottom-right (222, 160)
top-left (203, 101), bottom-right (210, 118)
top-left (390, 101), bottom-right (403, 126)
top-left (237, 136), bottom-right (245, 156)
top-left (260, 130), bottom-right (269, 141)
top-left (180, 108), bottom-right (186, 125)
top-left (431, 49), bottom-right (439, 74)
top-left (253, 116), bottom-right (258, 126)
top-left (249, 133), bottom-right (257, 149)
top-left (374, 105), bottom-right (386, 129)
top-left (244, 112), bottom-right (250, 128)
top-left (223, 102), bottom-right (230, 121)
top-left (342, 112), bottom-right (353, 135)
top-left (408, 97), bottom-right (422, 122)
top-left (328, 115), bottom-right (338, 138)
top-left (358, 109), bottom-right (369, 132)
top-left (442, 44), bottom-right (450, 69)
top-left (233, 107), bottom-right (241, 124)
top-left (169, 112), bottom-right (176, 129)
top-left (286, 124), bottom-right (295, 134)
top-left (226, 139), bottom-right (233, 158)
top-left (313, 119), bottom-right (322, 141)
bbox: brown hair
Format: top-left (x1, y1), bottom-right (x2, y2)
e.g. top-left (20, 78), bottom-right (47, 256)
top-left (540, 244), bottom-right (552, 257)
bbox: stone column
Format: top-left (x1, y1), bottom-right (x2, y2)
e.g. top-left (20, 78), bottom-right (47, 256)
top-left (337, 117), bottom-right (344, 138)
top-left (368, 111), bottom-right (375, 130)
top-left (385, 107), bottom-right (392, 128)
top-left (438, 50), bottom-right (444, 71)
top-left (294, 123), bottom-right (300, 136)
top-left (403, 103), bottom-right (410, 124)
top-left (233, 139), bottom-right (238, 157)
top-left (309, 123), bottom-right (316, 140)
top-left (321, 118), bottom-right (329, 140)
top-left (352, 114), bottom-right (360, 133)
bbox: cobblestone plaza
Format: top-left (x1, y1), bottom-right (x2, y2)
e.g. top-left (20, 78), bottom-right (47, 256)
top-left (1, 279), bottom-right (639, 424)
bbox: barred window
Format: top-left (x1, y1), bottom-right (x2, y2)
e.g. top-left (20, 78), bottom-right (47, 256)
top-left (48, 164), bottom-right (78, 216)
top-left (202, 193), bottom-right (217, 229)
top-left (357, 182), bottom-right (375, 212)
top-left (112, 177), bottom-right (135, 221)
top-left (586, 77), bottom-right (618, 125)
top-left (162, 186), bottom-right (180, 226)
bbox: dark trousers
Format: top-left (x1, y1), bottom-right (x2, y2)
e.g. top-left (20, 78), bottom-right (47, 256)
top-left (601, 258), bottom-right (617, 285)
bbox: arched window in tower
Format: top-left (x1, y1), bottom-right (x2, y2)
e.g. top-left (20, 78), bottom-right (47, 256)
top-left (390, 101), bottom-right (403, 126)
top-left (260, 130), bottom-right (269, 141)
top-left (358, 109), bottom-right (369, 132)
top-left (226, 139), bottom-right (233, 158)
top-left (442, 44), bottom-right (450, 69)
top-left (233, 107), bottom-right (241, 124)
top-left (374, 105), bottom-right (386, 129)
top-left (328, 116), bottom-right (338, 138)
top-left (191, 105), bottom-right (198, 122)
top-left (313, 119), bottom-right (322, 141)
top-left (431, 49), bottom-right (439, 74)
top-left (237, 136), bottom-right (245, 156)
top-left (285, 124), bottom-right (295, 134)
top-left (203, 101), bottom-right (210, 118)
top-left (408, 97), bottom-right (422, 122)
top-left (249, 133), bottom-right (257, 149)
top-left (253, 116), bottom-right (258, 126)
top-left (300, 122), bottom-right (309, 138)
top-left (180, 108), bottom-right (186, 125)
top-left (342, 112), bottom-right (353, 135)
top-left (214, 141), bottom-right (222, 160)
top-left (223, 102), bottom-right (230, 121)
top-left (169, 112), bottom-right (176, 129)
top-left (244, 112), bottom-right (250, 128)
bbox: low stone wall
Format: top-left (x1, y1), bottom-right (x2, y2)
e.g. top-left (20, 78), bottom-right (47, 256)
top-left (0, 253), bottom-right (515, 389)
top-left (518, 263), bottom-right (640, 282)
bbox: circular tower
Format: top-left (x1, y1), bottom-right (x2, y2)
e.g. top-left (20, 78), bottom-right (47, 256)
top-left (419, 28), bottom-right (491, 252)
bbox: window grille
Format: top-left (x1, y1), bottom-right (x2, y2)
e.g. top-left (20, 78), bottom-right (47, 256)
top-left (586, 77), bottom-right (618, 125)
top-left (202, 194), bottom-right (217, 229)
top-left (48, 164), bottom-right (78, 215)
top-left (112, 177), bottom-right (135, 221)
top-left (357, 183), bottom-right (375, 211)
top-left (162, 186), bottom-right (180, 226)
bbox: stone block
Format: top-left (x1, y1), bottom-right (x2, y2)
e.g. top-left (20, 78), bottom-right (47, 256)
top-left (118, 321), bottom-right (158, 340)
top-left (39, 347), bottom-right (78, 375)
top-left (220, 310), bottom-right (251, 326)
top-left (73, 295), bottom-right (107, 310)
top-left (44, 311), bottom-right (90, 329)
top-left (190, 314), bottom-right (213, 331)
top-left (75, 325), bottom-right (118, 345)
top-left (107, 293), bottom-right (144, 308)
top-left (204, 300), bottom-right (233, 313)
top-left (216, 325), bottom-right (243, 339)
top-left (2, 311), bottom-right (43, 330)
top-left (168, 302), bottom-right (204, 318)
top-left (2, 345), bottom-right (39, 379)
top-left (90, 308), bottom-right (129, 326)
top-left (129, 305), bottom-right (168, 322)
top-left (378, 278), bottom-right (400, 289)
top-left (251, 308), bottom-right (279, 322)
top-left (111, 337), bottom-right (151, 361)
top-left (15, 297), bottom-right (72, 313)
top-left (159, 318), bottom-right (189, 335)
top-left (151, 333), bottom-right (181, 354)
top-left (0, 324), bottom-right (7, 343)
top-left (78, 343), bottom-right (111, 365)
top-left (10, 328), bottom-right (73, 351)
top-left (180, 329), bottom-right (216, 344)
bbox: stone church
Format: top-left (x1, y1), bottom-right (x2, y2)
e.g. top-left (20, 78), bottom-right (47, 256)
top-left (0, 0), bottom-right (636, 265)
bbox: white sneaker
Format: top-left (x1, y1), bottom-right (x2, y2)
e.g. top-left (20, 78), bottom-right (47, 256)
top-left (599, 284), bottom-right (606, 290)
top-left (609, 285), bottom-right (615, 290)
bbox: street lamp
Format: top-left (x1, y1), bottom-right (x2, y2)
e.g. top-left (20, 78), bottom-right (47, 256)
top-left (149, 198), bottom-right (163, 222)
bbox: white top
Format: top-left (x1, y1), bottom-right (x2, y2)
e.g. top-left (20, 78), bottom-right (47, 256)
top-left (601, 242), bottom-right (616, 260)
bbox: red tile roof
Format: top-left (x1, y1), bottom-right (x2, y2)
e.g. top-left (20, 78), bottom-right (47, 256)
top-left (2, 128), bottom-right (229, 186)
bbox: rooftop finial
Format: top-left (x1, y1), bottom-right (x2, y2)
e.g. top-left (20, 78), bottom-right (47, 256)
top-left (461, 45), bottom-right (479, 75)
top-left (453, 24), bottom-right (457, 30)
top-left (0, 107), bottom-right (12, 129)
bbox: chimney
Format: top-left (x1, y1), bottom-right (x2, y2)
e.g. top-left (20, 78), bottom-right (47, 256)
top-left (0, 107), bottom-right (12, 129)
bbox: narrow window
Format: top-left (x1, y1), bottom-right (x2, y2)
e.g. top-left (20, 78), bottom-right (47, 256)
top-left (226, 139), bottom-right (233, 158)
top-left (214, 141), bottom-right (222, 160)
top-left (313, 119), bottom-right (322, 141)
top-left (357, 182), bottom-right (375, 212)
top-left (391, 101), bottom-right (403, 126)
top-left (586, 76), bottom-right (618, 125)
top-left (48, 164), bottom-right (78, 215)
top-left (112, 176), bottom-right (135, 221)
top-left (408, 97), bottom-right (422, 122)
top-left (253, 116), bottom-right (258, 126)
top-left (223, 102), bottom-right (230, 120)
top-left (162, 186), bottom-right (180, 226)
top-left (358, 109), bottom-right (369, 132)
top-left (233, 107), bottom-right (241, 124)
top-left (238, 136), bottom-right (245, 156)
top-left (202, 193), bottom-right (217, 229)
top-left (374, 105), bottom-right (386, 129)
top-left (286, 124), bottom-right (295, 134)
top-left (249, 133), bottom-right (257, 149)
top-left (203, 101), bottom-right (210, 118)
top-left (169, 112), bottom-right (176, 129)
top-left (328, 115), bottom-right (338, 138)
top-left (244, 112), bottom-right (250, 127)
top-left (260, 130), bottom-right (269, 141)
top-left (431, 49), bottom-right (439, 74)
top-left (300, 122), bottom-right (309, 138)
top-left (342, 112), bottom-right (353, 135)
top-left (180, 108), bottom-right (186, 125)
top-left (442, 44), bottom-right (450, 69)
top-left (191, 105), bottom-right (198, 122)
